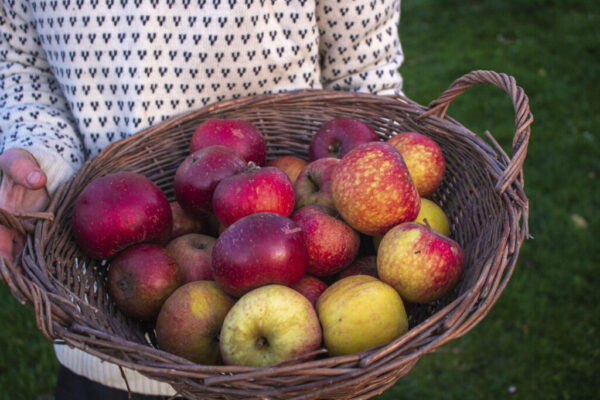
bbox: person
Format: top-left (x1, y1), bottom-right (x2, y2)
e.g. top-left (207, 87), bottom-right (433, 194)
top-left (0, 0), bottom-right (405, 397)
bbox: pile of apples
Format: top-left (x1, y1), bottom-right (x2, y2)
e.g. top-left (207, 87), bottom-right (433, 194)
top-left (71, 116), bottom-right (464, 367)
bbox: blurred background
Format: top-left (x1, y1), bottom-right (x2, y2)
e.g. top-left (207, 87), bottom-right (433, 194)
top-left (1, 0), bottom-right (598, 399)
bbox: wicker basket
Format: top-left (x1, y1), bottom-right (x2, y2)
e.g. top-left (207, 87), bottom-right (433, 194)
top-left (0, 70), bottom-right (532, 399)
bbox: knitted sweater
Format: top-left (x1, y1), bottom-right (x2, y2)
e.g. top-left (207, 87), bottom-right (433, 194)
top-left (0, 0), bottom-right (404, 394)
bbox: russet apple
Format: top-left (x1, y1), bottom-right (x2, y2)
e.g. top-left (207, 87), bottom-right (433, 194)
top-left (309, 117), bottom-right (378, 161)
top-left (190, 118), bottom-right (267, 166)
top-left (316, 275), bottom-right (408, 356)
top-left (387, 132), bottom-right (446, 197)
top-left (212, 165), bottom-right (295, 228)
top-left (267, 155), bottom-right (308, 185)
top-left (169, 201), bottom-right (206, 240)
top-left (156, 281), bottom-right (235, 365)
top-left (337, 255), bottom-right (378, 280)
top-left (293, 157), bottom-right (339, 211)
top-left (165, 233), bottom-right (216, 283)
top-left (377, 222), bottom-right (464, 303)
top-left (174, 145), bottom-right (247, 218)
top-left (211, 213), bottom-right (308, 297)
top-left (414, 198), bottom-right (451, 237)
top-left (108, 243), bottom-right (181, 321)
top-left (292, 275), bottom-right (329, 306)
top-left (72, 171), bottom-right (172, 260)
top-left (219, 284), bottom-right (322, 367)
top-left (291, 205), bottom-right (360, 277)
top-left (331, 141), bottom-right (421, 236)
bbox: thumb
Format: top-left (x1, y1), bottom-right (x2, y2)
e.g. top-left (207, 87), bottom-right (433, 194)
top-left (0, 149), bottom-right (47, 190)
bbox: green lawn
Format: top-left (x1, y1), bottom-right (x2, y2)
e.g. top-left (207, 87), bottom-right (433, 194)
top-left (1, 0), bottom-right (598, 399)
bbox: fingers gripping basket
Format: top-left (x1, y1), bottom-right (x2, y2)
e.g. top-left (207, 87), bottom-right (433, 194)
top-left (1, 70), bottom-right (532, 399)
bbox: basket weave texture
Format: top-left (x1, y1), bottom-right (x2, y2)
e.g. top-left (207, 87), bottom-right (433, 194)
top-left (0, 70), bottom-right (532, 399)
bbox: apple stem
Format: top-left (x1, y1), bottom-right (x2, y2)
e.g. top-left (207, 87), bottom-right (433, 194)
top-left (247, 161), bottom-right (259, 171)
top-left (255, 336), bottom-right (268, 350)
top-left (423, 218), bottom-right (432, 229)
top-left (328, 141), bottom-right (341, 158)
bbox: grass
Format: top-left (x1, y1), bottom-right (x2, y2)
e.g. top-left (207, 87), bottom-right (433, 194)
top-left (1, 0), bottom-right (598, 399)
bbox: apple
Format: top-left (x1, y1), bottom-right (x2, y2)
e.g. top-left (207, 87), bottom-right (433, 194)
top-left (377, 222), bottom-right (464, 303)
top-left (107, 243), bottom-right (181, 321)
top-left (316, 275), bottom-right (408, 356)
top-left (212, 165), bottom-right (295, 228)
top-left (337, 256), bottom-right (378, 280)
top-left (331, 141), bottom-right (421, 236)
top-left (169, 201), bottom-right (206, 240)
top-left (156, 281), bottom-right (235, 365)
top-left (190, 118), bottom-right (267, 166)
top-left (387, 132), bottom-right (446, 197)
top-left (72, 171), bottom-right (172, 260)
top-left (291, 205), bottom-right (360, 277)
top-left (211, 213), bottom-right (308, 297)
top-left (267, 155), bottom-right (308, 185)
top-left (165, 233), bottom-right (217, 283)
top-left (174, 145), bottom-right (247, 218)
top-left (292, 275), bottom-right (328, 306)
top-left (220, 284), bottom-right (322, 367)
top-left (293, 157), bottom-right (339, 211)
top-left (309, 117), bottom-right (379, 161)
top-left (414, 198), bottom-right (451, 237)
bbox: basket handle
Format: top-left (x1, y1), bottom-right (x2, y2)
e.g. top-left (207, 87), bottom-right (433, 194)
top-left (419, 70), bottom-right (533, 193)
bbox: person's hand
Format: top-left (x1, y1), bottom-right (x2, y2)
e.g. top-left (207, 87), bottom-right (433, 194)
top-left (0, 148), bottom-right (50, 264)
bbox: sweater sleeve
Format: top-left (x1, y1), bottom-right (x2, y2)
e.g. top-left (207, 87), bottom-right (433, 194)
top-left (0, 0), bottom-right (84, 195)
top-left (316, 0), bottom-right (404, 96)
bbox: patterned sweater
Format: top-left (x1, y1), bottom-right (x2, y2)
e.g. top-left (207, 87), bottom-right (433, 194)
top-left (0, 0), bottom-right (404, 394)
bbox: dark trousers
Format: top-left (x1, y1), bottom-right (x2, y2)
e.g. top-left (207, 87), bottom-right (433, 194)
top-left (55, 364), bottom-right (181, 400)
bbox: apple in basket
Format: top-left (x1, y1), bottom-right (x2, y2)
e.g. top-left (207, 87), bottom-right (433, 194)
top-left (190, 118), bottom-right (267, 166)
top-left (156, 281), bottom-right (235, 365)
top-left (174, 145), bottom-right (247, 218)
top-left (387, 132), bottom-right (446, 197)
top-left (293, 157), bottom-right (339, 211)
top-left (377, 222), bottom-right (464, 303)
top-left (414, 198), bottom-right (451, 237)
top-left (211, 213), bottom-right (308, 297)
top-left (72, 171), bottom-right (172, 260)
top-left (292, 275), bottom-right (329, 307)
top-left (337, 255), bottom-right (378, 280)
top-left (220, 284), bottom-right (322, 367)
top-left (168, 201), bottom-right (206, 241)
top-left (108, 243), bottom-right (181, 321)
top-left (316, 275), bottom-right (408, 356)
top-left (165, 233), bottom-right (216, 283)
top-left (331, 141), bottom-right (421, 236)
top-left (267, 155), bottom-right (308, 185)
top-left (212, 164), bottom-right (295, 228)
top-left (309, 117), bottom-right (379, 161)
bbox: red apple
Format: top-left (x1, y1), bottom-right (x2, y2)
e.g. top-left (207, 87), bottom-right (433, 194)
top-left (190, 118), bottom-right (266, 166)
top-left (72, 171), bottom-right (172, 260)
top-left (169, 201), bottom-right (206, 240)
top-left (211, 213), bottom-right (308, 297)
top-left (309, 117), bottom-right (379, 161)
top-left (337, 256), bottom-right (378, 279)
top-left (165, 233), bottom-right (216, 283)
top-left (291, 205), bottom-right (360, 277)
top-left (293, 157), bottom-right (339, 211)
top-left (174, 145), bottom-right (247, 218)
top-left (377, 222), bottom-right (464, 303)
top-left (108, 243), bottom-right (181, 321)
top-left (331, 141), bottom-right (421, 236)
top-left (292, 275), bottom-right (328, 306)
top-left (387, 132), bottom-right (446, 197)
top-left (267, 155), bottom-right (308, 185)
top-left (212, 165), bottom-right (295, 228)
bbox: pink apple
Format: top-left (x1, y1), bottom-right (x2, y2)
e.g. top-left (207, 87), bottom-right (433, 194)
top-left (190, 118), bottom-right (267, 166)
top-left (337, 256), bottom-right (378, 280)
top-left (267, 155), bottom-right (308, 185)
top-left (291, 205), bottom-right (360, 277)
top-left (174, 145), bottom-right (247, 218)
top-left (169, 201), bottom-right (206, 240)
top-left (212, 165), bottom-right (295, 228)
top-left (387, 132), bottom-right (446, 197)
top-left (309, 117), bottom-right (379, 161)
top-left (293, 157), bottom-right (339, 211)
top-left (108, 243), bottom-right (181, 321)
top-left (378, 222), bottom-right (464, 303)
top-left (331, 141), bottom-right (421, 236)
top-left (72, 171), bottom-right (172, 260)
top-left (211, 213), bottom-right (308, 297)
top-left (292, 275), bottom-right (329, 306)
top-left (165, 233), bottom-right (217, 283)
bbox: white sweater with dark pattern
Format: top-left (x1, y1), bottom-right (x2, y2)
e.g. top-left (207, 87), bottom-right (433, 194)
top-left (0, 0), bottom-right (403, 394)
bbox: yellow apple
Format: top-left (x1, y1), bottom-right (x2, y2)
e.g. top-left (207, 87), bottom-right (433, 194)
top-left (414, 198), bottom-right (451, 237)
top-left (316, 275), bottom-right (408, 356)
